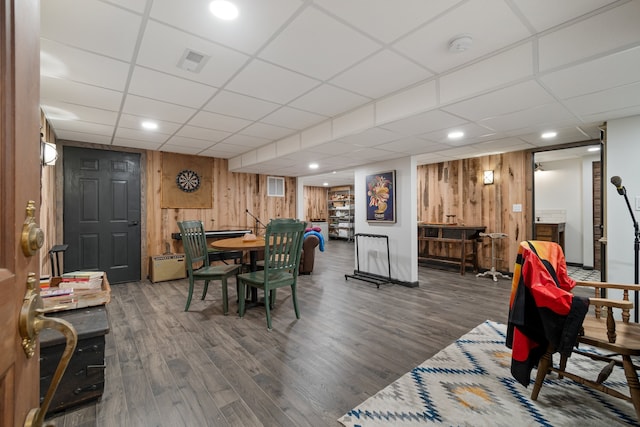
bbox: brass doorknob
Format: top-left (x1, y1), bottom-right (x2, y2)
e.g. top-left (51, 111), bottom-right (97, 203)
top-left (21, 200), bottom-right (44, 256)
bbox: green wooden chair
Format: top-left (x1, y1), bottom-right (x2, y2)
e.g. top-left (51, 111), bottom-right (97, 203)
top-left (237, 219), bottom-right (305, 330)
top-left (177, 220), bottom-right (241, 313)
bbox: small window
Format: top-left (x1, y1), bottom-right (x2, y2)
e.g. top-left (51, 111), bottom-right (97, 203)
top-left (267, 176), bottom-right (285, 197)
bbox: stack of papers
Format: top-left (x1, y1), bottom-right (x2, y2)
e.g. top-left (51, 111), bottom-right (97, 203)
top-left (59, 271), bottom-right (104, 290)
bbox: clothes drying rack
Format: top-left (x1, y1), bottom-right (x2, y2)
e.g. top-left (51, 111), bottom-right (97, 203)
top-left (345, 233), bottom-right (391, 288)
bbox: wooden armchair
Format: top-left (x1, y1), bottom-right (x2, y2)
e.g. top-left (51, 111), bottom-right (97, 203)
top-left (532, 280), bottom-right (640, 419)
top-left (507, 240), bottom-right (640, 420)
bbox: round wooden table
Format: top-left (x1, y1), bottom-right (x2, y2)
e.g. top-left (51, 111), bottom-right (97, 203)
top-left (212, 236), bottom-right (266, 305)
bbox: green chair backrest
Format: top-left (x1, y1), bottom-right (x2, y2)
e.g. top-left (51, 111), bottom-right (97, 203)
top-left (263, 220), bottom-right (305, 276)
top-left (177, 220), bottom-right (208, 272)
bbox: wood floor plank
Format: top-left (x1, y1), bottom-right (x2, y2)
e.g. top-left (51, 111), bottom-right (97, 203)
top-left (45, 239), bottom-right (514, 426)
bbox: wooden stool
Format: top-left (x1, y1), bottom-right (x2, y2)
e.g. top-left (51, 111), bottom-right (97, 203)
top-left (476, 232), bottom-right (510, 282)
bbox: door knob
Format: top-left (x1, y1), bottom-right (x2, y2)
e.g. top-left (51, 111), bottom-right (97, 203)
top-left (128, 220), bottom-right (139, 226)
top-left (20, 273), bottom-right (78, 427)
top-left (21, 200), bottom-right (44, 256)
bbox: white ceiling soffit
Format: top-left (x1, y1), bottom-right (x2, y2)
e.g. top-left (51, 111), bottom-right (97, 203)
top-left (40, 0), bottom-right (640, 187)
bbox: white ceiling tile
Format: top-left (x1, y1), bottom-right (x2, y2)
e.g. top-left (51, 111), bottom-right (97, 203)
top-left (333, 104), bottom-right (375, 139)
top-left (136, 21), bottom-right (250, 88)
top-left (259, 7), bottom-right (381, 80)
top-left (224, 134), bottom-right (271, 148)
top-left (115, 127), bottom-right (169, 143)
top-left (128, 67), bottom-right (217, 108)
top-left (41, 101), bottom-right (118, 126)
top-left (149, 0), bottom-right (303, 55)
top-left (330, 50), bottom-right (432, 99)
top-left (242, 150), bottom-right (258, 166)
top-left (564, 81), bottom-right (640, 118)
top-left (393, 0), bottom-right (531, 73)
top-left (315, 0), bottom-right (460, 43)
top-left (301, 121), bottom-right (332, 149)
top-left (442, 80), bottom-right (556, 121)
top-left (103, 0), bottom-right (147, 14)
top-left (276, 134), bottom-right (301, 156)
top-left (518, 127), bottom-right (596, 145)
top-left (261, 106), bottom-right (326, 130)
top-left (540, 46), bottom-right (640, 99)
top-left (226, 59), bottom-right (320, 104)
top-left (376, 81), bottom-right (437, 125)
top-left (204, 90), bottom-right (281, 121)
top-left (420, 123), bottom-right (498, 144)
top-left (122, 95), bottom-right (196, 122)
top-left (440, 42), bottom-right (534, 104)
top-left (113, 138), bottom-right (162, 151)
top-left (256, 144), bottom-right (277, 162)
top-left (54, 130), bottom-right (113, 145)
top-left (188, 111), bottom-right (252, 133)
top-left (289, 84), bottom-right (370, 117)
top-left (472, 137), bottom-right (534, 154)
top-left (41, 0), bottom-right (141, 61)
top-left (206, 143), bottom-right (252, 155)
top-left (376, 137), bottom-right (446, 154)
top-left (49, 119), bottom-right (115, 136)
top-left (380, 110), bottom-right (468, 137)
top-left (307, 141), bottom-right (360, 156)
top-left (41, 40), bottom-right (129, 90)
top-left (200, 146), bottom-right (244, 159)
top-left (479, 103), bottom-right (576, 132)
top-left (174, 125), bottom-right (231, 142)
top-left (510, 0), bottom-right (618, 32)
top-left (160, 144), bottom-right (203, 155)
top-left (242, 122), bottom-right (295, 140)
top-left (41, 76), bottom-right (123, 111)
top-left (336, 127), bottom-right (399, 148)
top-left (538, 1), bottom-right (640, 71)
top-left (161, 136), bottom-right (213, 149)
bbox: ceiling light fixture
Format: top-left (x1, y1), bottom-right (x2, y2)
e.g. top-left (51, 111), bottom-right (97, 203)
top-left (209, 0), bottom-right (239, 20)
top-left (141, 121), bottom-right (158, 130)
top-left (588, 146), bottom-right (600, 152)
top-left (309, 163), bottom-right (319, 169)
top-left (448, 34), bottom-right (473, 53)
top-left (541, 131), bottom-right (557, 139)
top-left (323, 182), bottom-right (329, 186)
top-left (448, 131), bottom-right (464, 139)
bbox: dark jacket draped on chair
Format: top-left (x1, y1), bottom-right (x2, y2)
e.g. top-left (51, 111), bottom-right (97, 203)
top-left (506, 240), bottom-right (589, 387)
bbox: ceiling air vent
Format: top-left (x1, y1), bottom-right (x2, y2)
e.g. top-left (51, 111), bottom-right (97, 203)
top-left (177, 49), bottom-right (209, 73)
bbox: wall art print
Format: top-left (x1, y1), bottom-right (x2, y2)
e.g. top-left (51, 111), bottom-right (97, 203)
top-left (366, 170), bottom-right (396, 223)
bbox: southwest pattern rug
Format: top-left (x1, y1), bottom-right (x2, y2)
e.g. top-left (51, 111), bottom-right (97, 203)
top-left (338, 321), bottom-right (640, 426)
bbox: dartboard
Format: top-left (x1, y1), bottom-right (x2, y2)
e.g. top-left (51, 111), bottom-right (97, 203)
top-left (176, 169), bottom-right (201, 192)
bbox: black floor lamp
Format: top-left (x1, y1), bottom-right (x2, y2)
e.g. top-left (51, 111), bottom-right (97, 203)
top-left (610, 176), bottom-right (640, 323)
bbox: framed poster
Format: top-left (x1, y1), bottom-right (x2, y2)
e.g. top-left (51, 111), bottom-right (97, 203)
top-left (366, 170), bottom-right (396, 223)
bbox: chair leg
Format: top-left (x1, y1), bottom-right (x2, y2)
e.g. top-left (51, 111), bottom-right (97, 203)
top-left (201, 280), bottom-right (209, 300)
top-left (238, 280), bottom-right (246, 318)
top-left (265, 288), bottom-right (272, 330)
top-left (622, 355), bottom-right (640, 420)
top-left (291, 284), bottom-right (300, 319)
top-left (221, 277), bottom-right (229, 315)
top-left (531, 349), bottom-right (553, 400)
top-left (185, 277), bottom-right (196, 311)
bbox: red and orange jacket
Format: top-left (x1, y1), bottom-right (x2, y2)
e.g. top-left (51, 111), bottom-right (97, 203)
top-left (506, 240), bottom-right (589, 387)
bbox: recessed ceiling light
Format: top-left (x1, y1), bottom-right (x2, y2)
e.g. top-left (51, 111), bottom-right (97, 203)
top-left (309, 163), bottom-right (319, 169)
top-left (332, 171), bottom-right (336, 174)
top-left (141, 121), bottom-right (158, 130)
top-left (541, 131), bottom-right (557, 139)
top-left (323, 182), bottom-right (329, 186)
top-left (209, 1), bottom-right (238, 20)
top-left (448, 131), bottom-right (464, 139)
top-left (588, 146), bottom-right (600, 152)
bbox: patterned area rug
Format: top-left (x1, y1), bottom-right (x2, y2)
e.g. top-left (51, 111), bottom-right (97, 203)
top-left (338, 321), bottom-right (639, 427)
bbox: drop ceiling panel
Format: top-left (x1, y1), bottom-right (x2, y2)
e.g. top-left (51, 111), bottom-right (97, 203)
top-left (160, 144), bottom-right (203, 155)
top-left (564, 81), bottom-right (640, 117)
top-left (380, 110), bottom-right (468, 137)
top-left (330, 50), bottom-right (432, 99)
top-left (188, 111), bottom-right (252, 133)
top-left (241, 122), bottom-right (296, 140)
top-left (224, 134), bottom-right (271, 148)
top-left (442, 80), bottom-right (557, 121)
top-left (203, 142), bottom-right (251, 155)
top-left (115, 127), bottom-right (169, 143)
top-left (128, 67), bottom-right (218, 108)
top-left (334, 127), bottom-right (400, 148)
top-left (115, 139), bottom-right (163, 151)
top-left (473, 137), bottom-right (534, 153)
top-left (289, 84), bottom-right (370, 117)
top-left (538, 1), bottom-right (640, 71)
top-left (118, 114), bottom-right (182, 134)
top-left (122, 95), bottom-right (196, 122)
top-left (376, 137), bottom-right (447, 154)
top-left (41, 77), bottom-right (123, 111)
top-left (161, 136), bottom-right (213, 149)
top-left (540, 46), bottom-right (640, 99)
top-left (420, 123), bottom-right (497, 145)
top-left (226, 59), bottom-right (320, 105)
top-left (56, 130), bottom-right (113, 145)
top-left (40, 40), bottom-right (129, 90)
top-left (261, 106), bottom-right (327, 130)
top-left (510, 0), bottom-right (618, 32)
top-left (49, 119), bottom-right (115, 136)
top-left (479, 103), bottom-right (576, 132)
top-left (149, 0), bottom-right (303, 55)
top-left (199, 146), bottom-right (246, 158)
top-left (174, 125), bottom-right (231, 142)
top-left (518, 126), bottom-right (596, 145)
top-left (136, 21), bottom-right (250, 87)
top-left (306, 141), bottom-right (360, 156)
top-left (41, 0), bottom-right (141, 61)
top-left (41, 102), bottom-right (117, 127)
top-left (204, 90), bottom-right (281, 121)
top-left (393, 0), bottom-right (531, 73)
top-left (259, 7), bottom-right (381, 81)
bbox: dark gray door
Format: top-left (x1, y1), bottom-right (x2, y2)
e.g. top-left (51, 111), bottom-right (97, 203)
top-left (64, 146), bottom-right (141, 283)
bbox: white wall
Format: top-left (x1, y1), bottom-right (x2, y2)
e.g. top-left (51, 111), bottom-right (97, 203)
top-left (353, 156), bottom-right (418, 284)
top-left (607, 115), bottom-right (640, 284)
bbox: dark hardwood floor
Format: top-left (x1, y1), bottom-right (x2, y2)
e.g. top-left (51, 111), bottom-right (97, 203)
top-left (46, 239), bottom-right (513, 427)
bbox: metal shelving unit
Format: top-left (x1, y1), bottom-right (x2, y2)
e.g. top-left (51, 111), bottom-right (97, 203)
top-left (328, 186), bottom-right (354, 241)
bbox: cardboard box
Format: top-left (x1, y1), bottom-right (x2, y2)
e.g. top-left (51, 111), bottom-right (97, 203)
top-left (41, 276), bottom-right (111, 313)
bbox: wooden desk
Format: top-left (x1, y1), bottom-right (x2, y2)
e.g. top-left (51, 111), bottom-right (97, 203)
top-left (212, 237), bottom-right (266, 304)
top-left (417, 224), bottom-right (486, 275)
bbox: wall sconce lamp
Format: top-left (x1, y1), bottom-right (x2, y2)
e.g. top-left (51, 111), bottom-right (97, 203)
top-left (483, 170), bottom-right (494, 185)
top-left (41, 136), bottom-right (58, 166)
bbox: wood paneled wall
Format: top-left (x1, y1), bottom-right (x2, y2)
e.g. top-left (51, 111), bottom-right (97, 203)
top-left (39, 112), bottom-right (58, 277)
top-left (417, 151), bottom-right (533, 272)
top-left (303, 186), bottom-right (328, 221)
top-left (146, 151), bottom-right (297, 274)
